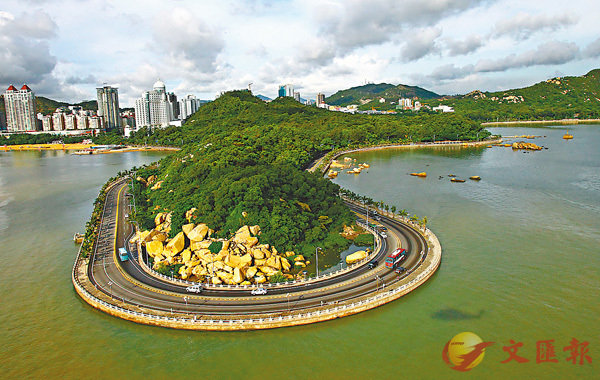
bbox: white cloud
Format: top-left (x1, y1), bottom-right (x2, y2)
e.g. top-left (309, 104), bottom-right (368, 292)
top-left (0, 10), bottom-right (57, 85)
top-left (1, 0), bottom-right (599, 103)
top-left (494, 12), bottom-right (578, 40)
top-left (400, 28), bottom-right (442, 62)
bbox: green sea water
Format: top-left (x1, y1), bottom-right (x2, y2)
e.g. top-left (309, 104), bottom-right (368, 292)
top-left (1, 126), bottom-right (598, 379)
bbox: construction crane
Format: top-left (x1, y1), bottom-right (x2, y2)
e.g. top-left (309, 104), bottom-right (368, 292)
top-left (248, 82), bottom-right (253, 93)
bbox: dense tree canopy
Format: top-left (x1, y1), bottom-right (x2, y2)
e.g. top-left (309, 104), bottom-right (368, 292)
top-left (128, 91), bottom-right (487, 255)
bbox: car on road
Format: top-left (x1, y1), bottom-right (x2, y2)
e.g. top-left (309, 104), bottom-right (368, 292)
top-left (186, 284), bottom-right (203, 293)
top-left (251, 287), bottom-right (267, 295)
top-left (395, 266), bottom-right (406, 274)
top-left (380, 232), bottom-right (388, 239)
top-left (367, 260), bottom-right (378, 269)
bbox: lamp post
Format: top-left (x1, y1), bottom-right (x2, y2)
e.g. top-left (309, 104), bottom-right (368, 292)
top-left (315, 247), bottom-right (322, 278)
top-left (286, 293), bottom-right (291, 312)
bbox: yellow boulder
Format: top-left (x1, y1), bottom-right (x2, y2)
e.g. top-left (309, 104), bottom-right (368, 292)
top-left (190, 240), bottom-right (211, 251)
top-left (182, 223), bottom-right (195, 236)
top-left (259, 266), bottom-right (278, 276)
top-left (294, 261), bottom-right (306, 268)
top-left (224, 254), bottom-right (241, 268)
top-left (146, 240), bottom-right (164, 257)
top-left (246, 266), bottom-right (258, 279)
top-left (281, 257), bottom-right (291, 271)
top-left (187, 223), bottom-right (209, 242)
top-left (151, 232), bottom-right (168, 242)
top-left (294, 255), bottom-right (305, 262)
top-left (233, 267), bottom-right (244, 284)
top-left (181, 249), bottom-right (192, 263)
top-left (266, 256), bottom-right (281, 270)
top-left (249, 225), bottom-right (261, 235)
top-left (255, 275), bottom-right (267, 284)
top-left (255, 259), bottom-right (266, 266)
top-left (165, 232), bottom-right (185, 255)
top-left (233, 226), bottom-right (251, 243)
top-left (240, 253), bottom-right (253, 267)
top-left (245, 236), bottom-right (259, 248)
top-left (345, 250), bottom-right (367, 264)
top-left (251, 248), bottom-right (264, 260)
top-left (154, 212), bottom-right (167, 226)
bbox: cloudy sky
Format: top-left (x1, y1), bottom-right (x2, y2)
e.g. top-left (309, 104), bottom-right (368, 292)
top-left (1, 0), bottom-right (599, 106)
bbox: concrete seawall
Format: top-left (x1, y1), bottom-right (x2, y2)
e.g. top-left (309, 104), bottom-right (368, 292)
top-left (73, 208), bottom-right (442, 330)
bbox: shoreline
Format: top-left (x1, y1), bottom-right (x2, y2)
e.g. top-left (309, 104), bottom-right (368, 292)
top-left (311, 138), bottom-right (503, 174)
top-left (481, 118), bottom-right (600, 127)
top-left (0, 143), bottom-right (180, 153)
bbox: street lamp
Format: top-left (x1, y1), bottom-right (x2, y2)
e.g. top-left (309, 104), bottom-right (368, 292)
top-left (286, 293), bottom-right (291, 312)
top-left (315, 247), bottom-right (322, 277)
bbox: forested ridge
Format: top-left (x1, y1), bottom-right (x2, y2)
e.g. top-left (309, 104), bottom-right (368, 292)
top-left (429, 69), bottom-right (600, 121)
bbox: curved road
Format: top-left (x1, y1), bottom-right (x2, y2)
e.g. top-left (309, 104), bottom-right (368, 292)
top-left (86, 179), bottom-right (428, 317)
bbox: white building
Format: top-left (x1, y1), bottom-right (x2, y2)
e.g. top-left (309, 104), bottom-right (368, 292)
top-left (52, 113), bottom-right (65, 131)
top-left (179, 94), bottom-right (201, 120)
top-left (134, 80), bottom-right (179, 128)
top-left (65, 114), bottom-right (76, 130)
top-left (88, 116), bottom-right (101, 129)
top-left (40, 114), bottom-right (53, 131)
top-left (4, 84), bottom-right (37, 132)
top-left (76, 114), bottom-right (88, 130)
top-left (433, 105), bottom-right (455, 113)
top-left (399, 98), bottom-right (412, 109)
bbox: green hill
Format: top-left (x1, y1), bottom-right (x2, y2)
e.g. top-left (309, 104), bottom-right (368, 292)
top-left (325, 83), bottom-right (440, 107)
top-left (119, 91), bottom-right (485, 258)
top-left (429, 69), bottom-right (600, 121)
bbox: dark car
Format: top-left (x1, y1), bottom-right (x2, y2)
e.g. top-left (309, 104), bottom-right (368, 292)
top-left (367, 260), bottom-right (378, 269)
top-left (395, 266), bottom-right (406, 274)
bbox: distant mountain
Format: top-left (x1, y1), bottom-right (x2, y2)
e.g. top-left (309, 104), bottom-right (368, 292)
top-left (325, 83), bottom-right (441, 106)
top-left (256, 94), bottom-right (272, 102)
top-left (431, 68), bottom-right (600, 121)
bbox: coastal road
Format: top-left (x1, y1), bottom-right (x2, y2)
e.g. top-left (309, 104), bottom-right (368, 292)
top-left (86, 179), bottom-right (428, 316)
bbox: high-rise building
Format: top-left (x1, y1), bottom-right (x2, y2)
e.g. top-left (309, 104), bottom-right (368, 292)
top-left (65, 114), bottom-right (76, 130)
top-left (317, 93), bottom-right (325, 105)
top-left (134, 79), bottom-right (179, 128)
top-left (96, 85), bottom-right (121, 129)
top-left (293, 91), bottom-right (300, 102)
top-left (52, 112), bottom-right (65, 131)
top-left (179, 94), bottom-right (201, 120)
top-left (4, 84), bottom-right (38, 132)
top-left (40, 114), bottom-right (53, 131)
top-left (278, 84), bottom-right (294, 98)
top-left (76, 114), bottom-right (88, 130)
top-left (89, 116), bottom-right (101, 129)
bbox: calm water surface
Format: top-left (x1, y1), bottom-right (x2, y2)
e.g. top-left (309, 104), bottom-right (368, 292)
top-left (1, 126), bottom-right (598, 379)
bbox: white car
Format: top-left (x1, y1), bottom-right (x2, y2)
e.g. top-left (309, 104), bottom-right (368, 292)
top-left (380, 232), bottom-right (388, 239)
top-left (251, 287), bottom-right (267, 295)
top-left (186, 284), bottom-right (203, 293)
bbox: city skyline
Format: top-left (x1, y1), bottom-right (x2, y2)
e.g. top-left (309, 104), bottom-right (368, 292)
top-left (1, 0), bottom-right (599, 106)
